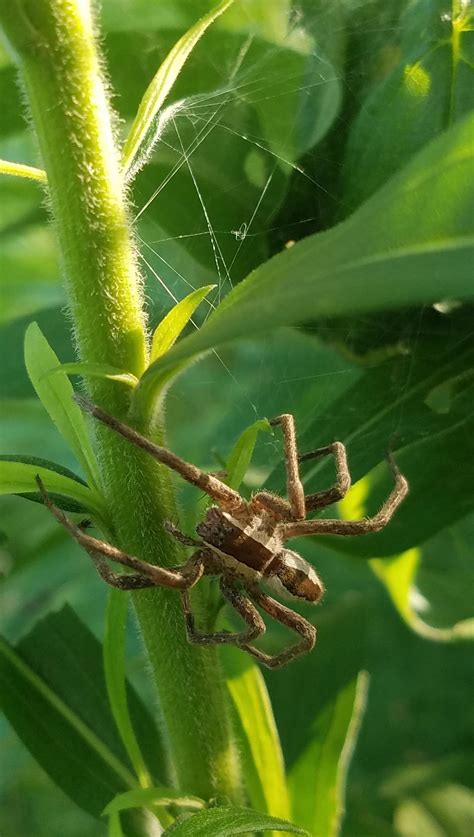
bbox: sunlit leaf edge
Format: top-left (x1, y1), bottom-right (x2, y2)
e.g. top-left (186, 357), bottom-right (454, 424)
top-left (123, 0), bottom-right (235, 178)
top-left (104, 591), bottom-right (153, 790)
top-left (103, 786), bottom-right (205, 816)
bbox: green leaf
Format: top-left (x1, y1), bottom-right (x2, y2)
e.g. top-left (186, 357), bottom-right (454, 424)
top-left (341, 2), bottom-right (474, 212)
top-left (108, 812), bottom-right (125, 837)
top-left (265, 594), bottom-right (368, 774)
top-left (0, 606), bottom-right (165, 822)
top-left (288, 672), bottom-right (369, 837)
top-left (0, 157), bottom-right (47, 182)
top-left (104, 591), bottom-right (152, 788)
top-left (150, 285), bottom-right (216, 363)
top-left (370, 546), bottom-right (474, 644)
top-left (225, 418), bottom-right (272, 490)
top-left (266, 312), bottom-right (474, 555)
top-left (24, 322), bottom-right (101, 490)
top-left (0, 626), bottom-right (135, 816)
top-left (103, 786), bottom-right (205, 815)
top-left (133, 112), bottom-right (474, 414)
top-left (222, 650), bottom-right (289, 818)
top-left (46, 362), bottom-right (138, 387)
top-left (0, 456), bottom-right (107, 517)
top-left (119, 23), bottom-right (336, 280)
top-left (122, 0), bottom-right (235, 178)
top-left (326, 422), bottom-right (474, 640)
top-left (0, 453), bottom-right (87, 485)
top-left (161, 806), bottom-right (308, 836)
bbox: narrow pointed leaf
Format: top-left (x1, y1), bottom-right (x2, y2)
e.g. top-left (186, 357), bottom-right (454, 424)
top-left (103, 787), bottom-right (205, 816)
top-left (24, 322), bottom-right (101, 490)
top-left (288, 672), bottom-right (369, 836)
top-left (162, 807), bottom-right (308, 836)
top-left (222, 649), bottom-right (289, 818)
top-left (0, 453), bottom-right (88, 485)
top-left (108, 813), bottom-right (125, 837)
top-left (150, 285), bottom-right (216, 363)
top-left (0, 456), bottom-right (106, 517)
top-left (0, 606), bottom-right (165, 820)
top-left (0, 158), bottom-right (47, 182)
top-left (133, 112), bottom-right (474, 419)
top-left (104, 591), bottom-right (152, 788)
top-left (47, 362), bottom-right (138, 387)
top-left (123, 0), bottom-right (234, 177)
top-left (0, 634), bottom-right (135, 817)
top-left (225, 419), bottom-right (272, 490)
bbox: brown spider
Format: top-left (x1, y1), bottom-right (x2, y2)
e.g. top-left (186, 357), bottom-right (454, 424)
top-left (36, 400), bottom-right (408, 669)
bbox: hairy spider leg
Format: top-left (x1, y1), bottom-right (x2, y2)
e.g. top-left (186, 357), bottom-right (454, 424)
top-left (35, 477), bottom-right (205, 590)
top-left (163, 520), bottom-right (202, 547)
top-left (181, 579), bottom-right (266, 646)
top-left (299, 441), bottom-right (351, 511)
top-left (74, 396), bottom-right (245, 512)
top-left (282, 454), bottom-right (408, 539)
top-left (252, 413), bottom-right (305, 520)
top-left (242, 587), bottom-right (316, 669)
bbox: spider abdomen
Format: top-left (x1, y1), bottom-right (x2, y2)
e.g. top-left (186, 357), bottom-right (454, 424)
top-left (271, 549), bottom-right (325, 603)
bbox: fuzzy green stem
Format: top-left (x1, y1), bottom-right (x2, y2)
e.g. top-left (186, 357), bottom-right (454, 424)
top-left (0, 0), bottom-right (241, 804)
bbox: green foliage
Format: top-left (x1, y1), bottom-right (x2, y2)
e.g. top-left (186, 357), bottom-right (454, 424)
top-left (160, 806), bottom-right (308, 835)
top-left (223, 649), bottom-right (289, 817)
top-left (104, 592), bottom-right (153, 790)
top-left (0, 158), bottom-right (46, 182)
top-left (288, 673), bottom-right (369, 836)
top-left (150, 284), bottom-right (216, 362)
top-left (103, 787), bottom-right (205, 816)
top-left (0, 607), bottom-right (164, 829)
top-left (0, 455), bottom-right (106, 517)
top-left (1, 0), bottom-right (473, 835)
top-left (24, 322), bottom-right (101, 490)
top-left (134, 110), bottom-right (474, 398)
top-left (224, 418), bottom-right (272, 490)
top-left (341, 0), bottom-right (474, 211)
top-left (48, 362), bottom-right (139, 388)
top-left (123, 0), bottom-right (235, 178)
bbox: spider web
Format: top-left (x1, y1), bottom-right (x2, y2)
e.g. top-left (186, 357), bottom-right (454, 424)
top-left (123, 1), bottom-right (423, 470)
top-left (125, 1), bottom-right (474, 642)
top-left (1, 4), bottom-right (473, 835)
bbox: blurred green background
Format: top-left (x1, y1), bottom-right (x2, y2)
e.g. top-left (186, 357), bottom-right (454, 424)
top-left (1, 1), bottom-right (474, 835)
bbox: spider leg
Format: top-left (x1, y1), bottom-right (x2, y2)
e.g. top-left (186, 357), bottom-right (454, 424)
top-left (36, 476), bottom-right (204, 590)
top-left (253, 414), bottom-right (305, 520)
top-left (299, 441), bottom-right (351, 512)
top-left (282, 454), bottom-right (408, 539)
top-left (74, 397), bottom-right (245, 512)
top-left (241, 587), bottom-right (316, 669)
top-left (88, 554), bottom-right (157, 589)
top-left (181, 579), bottom-right (266, 646)
top-left (163, 520), bottom-right (202, 547)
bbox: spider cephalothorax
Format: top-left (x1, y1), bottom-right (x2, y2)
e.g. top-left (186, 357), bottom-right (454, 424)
top-left (37, 402), bottom-right (408, 669)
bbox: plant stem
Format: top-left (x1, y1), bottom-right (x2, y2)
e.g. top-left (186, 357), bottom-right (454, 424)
top-left (0, 0), bottom-right (241, 803)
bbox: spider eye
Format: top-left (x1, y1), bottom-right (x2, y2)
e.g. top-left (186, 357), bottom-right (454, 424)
top-left (275, 550), bottom-right (324, 603)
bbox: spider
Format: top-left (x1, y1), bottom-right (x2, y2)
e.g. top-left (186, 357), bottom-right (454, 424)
top-left (36, 399), bottom-right (408, 669)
